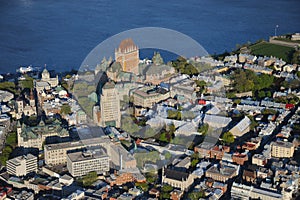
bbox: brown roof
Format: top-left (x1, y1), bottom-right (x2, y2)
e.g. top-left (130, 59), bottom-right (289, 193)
top-left (117, 38), bottom-right (137, 53)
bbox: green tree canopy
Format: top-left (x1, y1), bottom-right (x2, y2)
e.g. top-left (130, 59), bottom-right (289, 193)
top-left (188, 190), bottom-right (205, 200)
top-left (60, 104), bottom-right (71, 115)
top-left (0, 82), bottom-right (16, 94)
top-left (292, 50), bottom-right (300, 64)
top-left (161, 184), bottom-right (173, 193)
top-left (231, 69), bottom-right (274, 94)
top-left (172, 57), bottom-right (199, 76)
top-left (19, 75), bottom-right (34, 89)
top-left (198, 123), bottom-right (209, 135)
top-left (135, 182), bottom-right (149, 191)
top-left (79, 171), bottom-right (98, 187)
top-left (167, 110), bottom-right (181, 120)
top-left (221, 131), bottom-right (235, 144)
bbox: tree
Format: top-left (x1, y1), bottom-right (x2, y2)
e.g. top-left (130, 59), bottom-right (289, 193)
top-left (292, 50), bottom-right (300, 64)
top-left (164, 151), bottom-right (172, 160)
top-left (172, 57), bottom-right (199, 76)
top-left (78, 171), bottom-right (98, 187)
top-left (248, 115), bottom-right (258, 130)
top-left (6, 132), bottom-right (17, 147)
top-left (233, 99), bottom-right (241, 104)
top-left (188, 190), bottom-right (205, 200)
top-left (190, 152), bottom-right (199, 168)
top-left (0, 82), bottom-right (16, 94)
top-left (161, 184), bottom-right (173, 193)
top-left (19, 75), bottom-right (34, 89)
top-left (60, 104), bottom-right (71, 115)
top-left (135, 182), bottom-right (149, 191)
top-left (198, 123), bottom-right (209, 135)
top-left (232, 70), bottom-right (255, 92)
top-left (167, 110), bottom-right (181, 120)
top-left (191, 158), bottom-right (199, 168)
top-left (257, 90), bottom-right (266, 99)
top-left (168, 123), bottom-right (176, 134)
top-left (0, 146), bottom-right (12, 166)
top-left (232, 69), bottom-right (274, 93)
top-left (221, 131), bottom-right (235, 144)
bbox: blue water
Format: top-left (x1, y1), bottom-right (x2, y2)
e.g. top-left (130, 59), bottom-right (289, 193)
top-left (0, 0), bottom-right (299, 73)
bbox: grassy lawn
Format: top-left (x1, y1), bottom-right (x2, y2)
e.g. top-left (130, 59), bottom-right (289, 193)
top-left (249, 41), bottom-right (294, 62)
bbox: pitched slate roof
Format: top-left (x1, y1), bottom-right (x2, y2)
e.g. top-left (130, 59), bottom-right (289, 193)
top-left (164, 168), bottom-right (189, 181)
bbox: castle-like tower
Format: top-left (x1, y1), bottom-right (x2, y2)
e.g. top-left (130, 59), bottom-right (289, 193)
top-left (115, 38), bottom-right (139, 75)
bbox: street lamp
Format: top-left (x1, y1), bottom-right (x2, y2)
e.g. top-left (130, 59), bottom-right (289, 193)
top-left (275, 25), bottom-right (279, 37)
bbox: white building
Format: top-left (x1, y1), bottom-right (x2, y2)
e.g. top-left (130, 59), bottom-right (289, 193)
top-left (67, 148), bottom-right (109, 177)
top-left (6, 154), bottom-right (37, 176)
top-left (231, 182), bottom-right (283, 200)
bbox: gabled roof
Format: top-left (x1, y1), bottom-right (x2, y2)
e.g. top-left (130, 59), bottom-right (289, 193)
top-left (164, 168), bottom-right (189, 181)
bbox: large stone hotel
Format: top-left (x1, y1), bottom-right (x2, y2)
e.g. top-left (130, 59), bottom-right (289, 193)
top-left (115, 38), bottom-right (139, 75)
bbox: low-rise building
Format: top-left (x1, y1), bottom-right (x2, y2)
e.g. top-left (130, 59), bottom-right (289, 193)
top-left (203, 114), bottom-right (232, 128)
top-left (252, 154), bottom-right (267, 166)
top-left (242, 169), bottom-right (256, 184)
top-left (232, 152), bottom-right (248, 165)
top-left (133, 86), bottom-right (170, 108)
top-left (229, 116), bottom-right (251, 137)
top-left (6, 154), bottom-right (37, 176)
top-left (162, 168), bottom-right (194, 191)
top-left (231, 182), bottom-right (283, 200)
top-left (205, 164), bottom-right (238, 183)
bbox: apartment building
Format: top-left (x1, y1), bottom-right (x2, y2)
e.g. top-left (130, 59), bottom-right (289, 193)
top-left (271, 141), bottom-right (294, 158)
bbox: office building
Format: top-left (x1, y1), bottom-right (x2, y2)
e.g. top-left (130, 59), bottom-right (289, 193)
top-left (6, 154), bottom-right (37, 176)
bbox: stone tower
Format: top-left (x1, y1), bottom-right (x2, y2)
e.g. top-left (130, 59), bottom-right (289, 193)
top-left (115, 38), bottom-right (139, 75)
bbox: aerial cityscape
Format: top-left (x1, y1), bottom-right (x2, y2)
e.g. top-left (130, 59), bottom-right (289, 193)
top-left (1, 1), bottom-right (300, 200)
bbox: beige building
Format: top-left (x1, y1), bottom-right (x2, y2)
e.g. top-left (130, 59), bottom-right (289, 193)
top-left (133, 86), bottom-right (170, 108)
top-left (229, 116), bottom-right (251, 137)
top-left (100, 81), bottom-right (121, 128)
top-left (6, 154), bottom-right (37, 176)
top-left (205, 164), bottom-right (238, 183)
top-left (115, 38), bottom-right (139, 75)
top-left (67, 149), bottom-right (109, 177)
top-left (44, 141), bottom-right (84, 166)
top-left (162, 168), bottom-right (194, 191)
top-left (34, 68), bottom-right (58, 92)
top-left (108, 144), bottom-right (136, 170)
top-left (44, 126), bottom-right (110, 166)
top-left (252, 154), bottom-right (267, 166)
top-left (271, 141), bottom-right (294, 158)
top-left (15, 91), bottom-right (36, 119)
top-left (17, 119), bottom-right (69, 150)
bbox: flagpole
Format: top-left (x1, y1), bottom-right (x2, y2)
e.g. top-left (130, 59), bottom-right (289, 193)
top-left (275, 25), bottom-right (279, 37)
